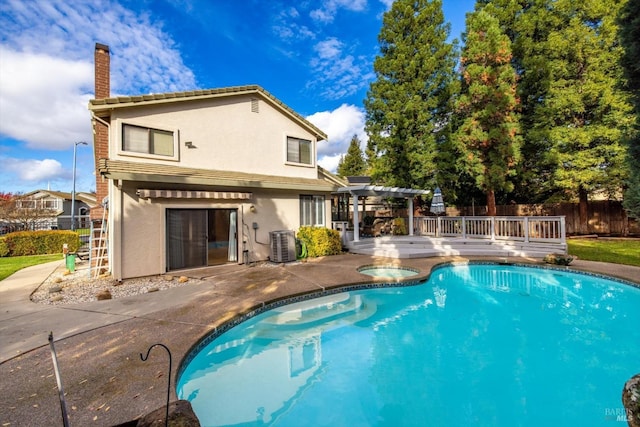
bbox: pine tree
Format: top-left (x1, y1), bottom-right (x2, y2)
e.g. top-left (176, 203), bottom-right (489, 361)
top-left (484, 0), bottom-right (635, 216)
top-left (454, 9), bottom-right (521, 216)
top-left (337, 135), bottom-right (367, 177)
top-left (619, 0), bottom-right (640, 219)
top-left (364, 0), bottom-right (458, 189)
top-left (478, 0), bottom-right (566, 203)
top-left (530, 0), bottom-right (634, 232)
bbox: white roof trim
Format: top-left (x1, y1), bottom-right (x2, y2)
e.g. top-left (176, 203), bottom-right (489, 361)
top-left (337, 185), bottom-right (430, 198)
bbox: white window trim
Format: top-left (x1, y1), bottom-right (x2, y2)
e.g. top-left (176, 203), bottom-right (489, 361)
top-left (116, 120), bottom-right (180, 161)
top-left (284, 134), bottom-right (315, 168)
top-left (41, 198), bottom-right (61, 210)
top-left (300, 195), bottom-right (325, 227)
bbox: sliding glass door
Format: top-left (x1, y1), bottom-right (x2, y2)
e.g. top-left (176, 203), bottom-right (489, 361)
top-left (206, 209), bottom-right (237, 265)
top-left (166, 208), bottom-right (237, 271)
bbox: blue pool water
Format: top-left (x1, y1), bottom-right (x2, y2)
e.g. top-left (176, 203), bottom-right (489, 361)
top-left (177, 264), bottom-right (640, 426)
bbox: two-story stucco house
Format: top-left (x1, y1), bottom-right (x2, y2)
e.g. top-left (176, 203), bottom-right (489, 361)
top-left (88, 43), bottom-right (342, 280)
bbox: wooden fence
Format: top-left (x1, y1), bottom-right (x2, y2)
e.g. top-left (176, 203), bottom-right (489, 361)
top-left (445, 201), bottom-right (639, 236)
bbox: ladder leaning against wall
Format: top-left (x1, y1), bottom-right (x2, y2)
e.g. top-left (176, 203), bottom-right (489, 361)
top-left (89, 197), bottom-right (109, 279)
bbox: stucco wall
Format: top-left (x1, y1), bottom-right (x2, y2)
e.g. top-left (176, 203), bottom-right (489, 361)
top-left (109, 95), bottom-right (321, 180)
top-left (114, 183), bottom-right (331, 279)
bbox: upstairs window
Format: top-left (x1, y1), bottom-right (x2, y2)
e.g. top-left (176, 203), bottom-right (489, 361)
top-left (16, 200), bottom-right (36, 209)
top-left (287, 136), bottom-right (312, 165)
top-left (42, 198), bottom-right (60, 210)
top-left (122, 124), bottom-right (176, 158)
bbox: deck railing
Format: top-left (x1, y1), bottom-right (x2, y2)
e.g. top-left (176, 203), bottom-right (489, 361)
top-left (413, 216), bottom-right (566, 244)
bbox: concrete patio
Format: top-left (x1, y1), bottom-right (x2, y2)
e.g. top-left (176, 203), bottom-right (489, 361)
top-left (1, 254), bottom-right (638, 426)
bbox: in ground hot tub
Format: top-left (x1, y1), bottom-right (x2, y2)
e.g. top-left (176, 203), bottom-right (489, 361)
top-left (357, 265), bottom-right (419, 279)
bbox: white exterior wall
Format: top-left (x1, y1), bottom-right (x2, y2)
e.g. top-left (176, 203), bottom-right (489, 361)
top-left (102, 92), bottom-right (335, 280)
top-left (113, 184), bottom-right (331, 279)
top-left (109, 95), bottom-right (320, 180)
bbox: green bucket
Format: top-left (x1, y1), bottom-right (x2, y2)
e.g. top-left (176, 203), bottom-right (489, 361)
top-left (65, 254), bottom-right (76, 273)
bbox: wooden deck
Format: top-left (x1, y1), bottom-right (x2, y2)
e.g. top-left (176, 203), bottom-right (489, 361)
top-left (345, 235), bottom-right (567, 259)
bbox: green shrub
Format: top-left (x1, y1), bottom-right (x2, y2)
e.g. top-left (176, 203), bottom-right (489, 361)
top-left (0, 238), bottom-right (8, 257)
top-left (0, 231), bottom-right (80, 257)
top-left (392, 217), bottom-right (407, 235)
top-left (297, 226), bottom-right (342, 257)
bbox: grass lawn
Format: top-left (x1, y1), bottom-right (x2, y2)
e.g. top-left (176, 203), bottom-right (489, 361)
top-left (0, 254), bottom-right (63, 282)
top-left (567, 238), bottom-right (640, 267)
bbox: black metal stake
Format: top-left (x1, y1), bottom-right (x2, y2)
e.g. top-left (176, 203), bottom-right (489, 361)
top-left (48, 332), bottom-right (70, 427)
top-left (140, 343), bottom-right (172, 427)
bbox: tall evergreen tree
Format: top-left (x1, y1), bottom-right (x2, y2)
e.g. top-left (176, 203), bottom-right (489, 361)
top-left (485, 0), bottom-right (634, 218)
top-left (619, 0), bottom-right (640, 219)
top-left (530, 0), bottom-right (634, 232)
top-left (337, 135), bottom-right (367, 177)
top-left (364, 0), bottom-right (458, 189)
top-left (454, 9), bottom-right (521, 215)
top-left (479, 0), bottom-right (564, 203)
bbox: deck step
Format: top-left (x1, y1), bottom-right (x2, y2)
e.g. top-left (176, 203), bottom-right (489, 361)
top-left (345, 236), bottom-right (566, 259)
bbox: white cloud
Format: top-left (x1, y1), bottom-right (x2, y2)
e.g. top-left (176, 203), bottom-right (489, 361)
top-left (315, 38), bottom-right (343, 59)
top-left (0, 47), bottom-right (93, 150)
top-left (378, 0), bottom-right (395, 9)
top-left (0, 0), bottom-right (196, 151)
top-left (317, 153), bottom-right (343, 173)
top-left (2, 157), bottom-right (68, 182)
top-left (310, 0), bottom-right (368, 24)
top-left (309, 38), bottom-right (375, 100)
top-left (273, 7), bottom-right (315, 42)
top-left (307, 104), bottom-right (367, 172)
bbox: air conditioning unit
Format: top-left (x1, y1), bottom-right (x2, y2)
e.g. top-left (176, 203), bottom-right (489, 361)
top-left (270, 230), bottom-right (296, 263)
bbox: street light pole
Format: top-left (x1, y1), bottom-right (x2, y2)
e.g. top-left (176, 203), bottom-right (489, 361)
top-left (71, 141), bottom-right (88, 231)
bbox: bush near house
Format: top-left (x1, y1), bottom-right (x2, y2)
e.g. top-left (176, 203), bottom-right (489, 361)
top-left (0, 239), bottom-right (8, 257)
top-left (0, 230), bottom-right (81, 257)
top-left (297, 226), bottom-right (342, 258)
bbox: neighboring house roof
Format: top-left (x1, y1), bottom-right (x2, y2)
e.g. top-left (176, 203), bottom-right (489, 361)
top-left (19, 190), bottom-right (98, 207)
top-left (98, 159), bottom-right (339, 192)
top-left (88, 85), bottom-right (328, 141)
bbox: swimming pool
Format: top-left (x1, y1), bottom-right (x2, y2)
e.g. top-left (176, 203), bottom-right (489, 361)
top-left (177, 263), bottom-right (640, 426)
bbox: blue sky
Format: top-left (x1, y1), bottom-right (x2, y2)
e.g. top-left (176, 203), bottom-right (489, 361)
top-left (0, 0), bottom-right (475, 194)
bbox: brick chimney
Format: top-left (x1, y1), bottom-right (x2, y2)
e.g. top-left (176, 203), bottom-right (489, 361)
top-left (92, 43), bottom-right (110, 221)
top-left (94, 43), bottom-right (110, 99)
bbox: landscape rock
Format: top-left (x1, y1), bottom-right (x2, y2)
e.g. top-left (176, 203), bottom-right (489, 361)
top-left (147, 287), bottom-right (160, 293)
top-left (178, 276), bottom-right (188, 283)
top-left (96, 289), bottom-right (112, 300)
top-left (543, 253), bottom-right (574, 266)
top-left (48, 286), bottom-right (62, 293)
top-left (30, 258), bottom-right (205, 305)
top-left (623, 373), bottom-right (640, 427)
